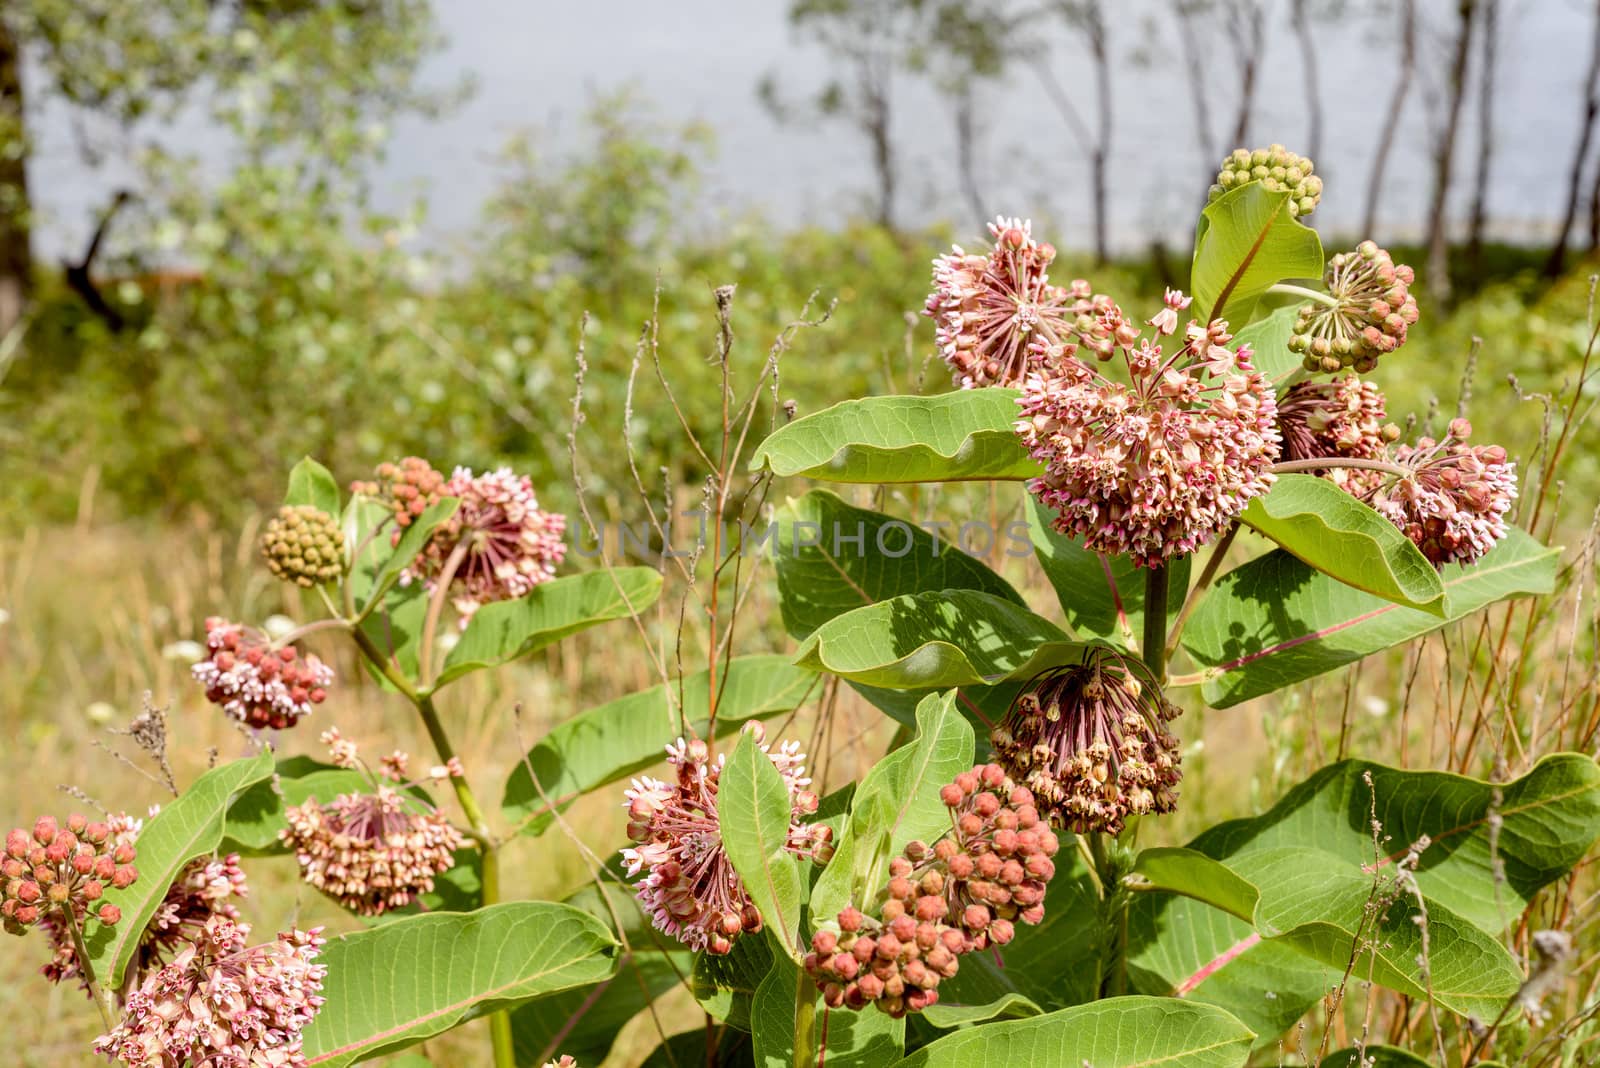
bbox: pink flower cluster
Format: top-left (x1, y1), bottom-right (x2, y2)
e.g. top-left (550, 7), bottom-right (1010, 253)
top-left (925, 217), bottom-right (1094, 388)
top-left (281, 734), bottom-right (463, 917)
top-left (1016, 293), bottom-right (1280, 567)
top-left (192, 618), bottom-right (333, 730)
top-left (354, 457), bottom-right (567, 623)
top-left (95, 916), bottom-right (327, 1068)
top-left (622, 725), bottom-right (832, 955)
top-left (804, 764), bottom-right (1059, 1017)
top-left (2, 814), bottom-right (134, 934)
top-left (1370, 418), bottom-right (1517, 567)
top-left (1276, 374), bottom-right (1398, 490)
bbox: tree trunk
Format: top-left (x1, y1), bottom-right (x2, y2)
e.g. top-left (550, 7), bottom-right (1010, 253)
top-left (1424, 0), bottom-right (1477, 307)
top-left (1467, 0), bottom-right (1498, 265)
top-left (952, 85), bottom-right (986, 229)
top-left (1363, 0), bottom-right (1417, 236)
top-left (865, 70), bottom-right (895, 231)
top-left (0, 14), bottom-right (32, 336)
top-left (1546, 0), bottom-right (1600, 277)
top-left (1225, 1), bottom-right (1265, 149)
top-left (1292, 0), bottom-right (1324, 163)
top-left (1088, 0), bottom-right (1111, 264)
top-left (1171, 1), bottom-right (1216, 181)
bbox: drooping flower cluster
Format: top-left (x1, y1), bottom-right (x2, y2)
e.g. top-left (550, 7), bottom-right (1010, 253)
top-left (353, 457), bottom-right (568, 623)
top-left (804, 764), bottom-right (1059, 1017)
top-left (1210, 144), bottom-right (1322, 218)
top-left (2, 814), bottom-right (135, 935)
top-left (45, 849), bottom-right (247, 991)
top-left (925, 216), bottom-right (1100, 388)
top-left (992, 650), bottom-right (1182, 835)
top-left (1016, 292), bottom-right (1281, 567)
top-left (542, 1058), bottom-right (578, 1068)
top-left (622, 725), bottom-right (833, 955)
top-left (1368, 418), bottom-right (1518, 567)
top-left (192, 618), bottom-right (333, 730)
top-left (95, 916), bottom-right (327, 1068)
top-left (1290, 242), bottom-right (1419, 373)
top-left (280, 734), bottom-right (464, 916)
top-left (1276, 375), bottom-right (1399, 494)
top-left (261, 504), bottom-right (347, 587)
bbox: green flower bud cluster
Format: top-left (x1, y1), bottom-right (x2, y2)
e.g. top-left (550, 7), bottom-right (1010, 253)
top-left (1290, 241), bottom-right (1419, 373)
top-left (261, 505), bottom-right (346, 587)
top-left (1210, 144), bottom-right (1322, 218)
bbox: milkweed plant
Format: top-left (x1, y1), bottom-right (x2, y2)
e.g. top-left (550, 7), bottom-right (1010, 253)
top-left (6, 147), bottom-right (1598, 1068)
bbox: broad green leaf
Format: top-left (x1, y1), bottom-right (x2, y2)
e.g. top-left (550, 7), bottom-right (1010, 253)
top-left (793, 589), bottom-right (1071, 689)
top-left (772, 490), bottom-right (1023, 640)
top-left (1231, 303), bottom-right (1302, 380)
top-left (750, 952), bottom-right (903, 1068)
top-left (1233, 848), bottom-right (1520, 1021)
top-left (435, 567), bottom-right (662, 687)
top-left (1180, 527), bottom-right (1559, 707)
top-left (503, 656), bottom-right (819, 836)
top-left (222, 756), bottom-right (436, 856)
top-left (356, 582), bottom-right (428, 688)
top-left (1127, 756), bottom-right (1600, 1046)
top-left (1025, 497), bottom-right (1191, 649)
top-left (1131, 847), bottom-right (1259, 919)
top-left (1193, 754), bottom-right (1600, 932)
top-left (1191, 182), bottom-right (1323, 324)
top-left (750, 391), bottom-right (1039, 484)
top-left (301, 902), bottom-right (617, 1067)
top-left (356, 497), bottom-right (460, 610)
top-left (1240, 475), bottom-right (1445, 612)
top-left (694, 928), bottom-right (774, 1031)
top-left (920, 993), bottom-right (1042, 1029)
top-left (810, 691), bottom-right (974, 925)
top-left (285, 456), bottom-right (341, 516)
top-left (511, 950), bottom-right (690, 1068)
top-left (893, 996), bottom-right (1254, 1068)
top-left (85, 751), bottom-right (275, 987)
top-left (720, 732), bottom-right (806, 959)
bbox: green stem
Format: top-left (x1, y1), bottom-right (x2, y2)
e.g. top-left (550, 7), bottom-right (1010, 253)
top-left (1273, 456), bottom-right (1410, 478)
top-left (792, 971), bottom-right (817, 1068)
top-left (64, 906), bottom-right (117, 1030)
top-left (1140, 564), bottom-right (1170, 683)
top-left (1267, 282), bottom-right (1339, 307)
top-left (1166, 526), bottom-right (1236, 661)
top-left (348, 626), bottom-right (509, 1067)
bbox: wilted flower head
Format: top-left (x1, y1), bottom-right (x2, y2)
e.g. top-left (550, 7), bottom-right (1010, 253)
top-left (1210, 144), bottom-right (1322, 218)
top-left (1277, 374), bottom-right (1400, 495)
top-left (355, 458), bottom-right (568, 624)
top-left (622, 724), bottom-right (831, 954)
top-left (1291, 241), bottom-right (1419, 373)
top-left (2, 813), bottom-right (135, 935)
top-left (95, 916), bottom-right (326, 1068)
top-left (1369, 418), bottom-right (1517, 567)
top-left (261, 505), bottom-right (346, 588)
top-left (1017, 296), bottom-right (1281, 567)
top-left (925, 216), bottom-right (1097, 388)
top-left (281, 743), bottom-right (464, 916)
top-left (992, 650), bottom-right (1182, 835)
top-left (192, 618), bottom-right (333, 730)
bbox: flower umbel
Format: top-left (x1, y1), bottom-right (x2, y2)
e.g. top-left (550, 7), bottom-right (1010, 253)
top-left (1290, 242), bottom-right (1419, 373)
top-left (261, 504), bottom-right (346, 587)
top-left (2, 814), bottom-right (135, 935)
top-left (192, 618), bottom-right (333, 730)
top-left (1210, 144), bottom-right (1322, 218)
top-left (1369, 418), bottom-right (1517, 567)
top-left (925, 216), bottom-right (1090, 388)
top-left (1276, 374), bottom-right (1400, 494)
top-left (95, 916), bottom-right (327, 1068)
top-left (281, 736), bottom-right (463, 916)
top-left (622, 724), bottom-right (832, 954)
top-left (992, 650), bottom-right (1182, 835)
top-left (1016, 295), bottom-right (1281, 567)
